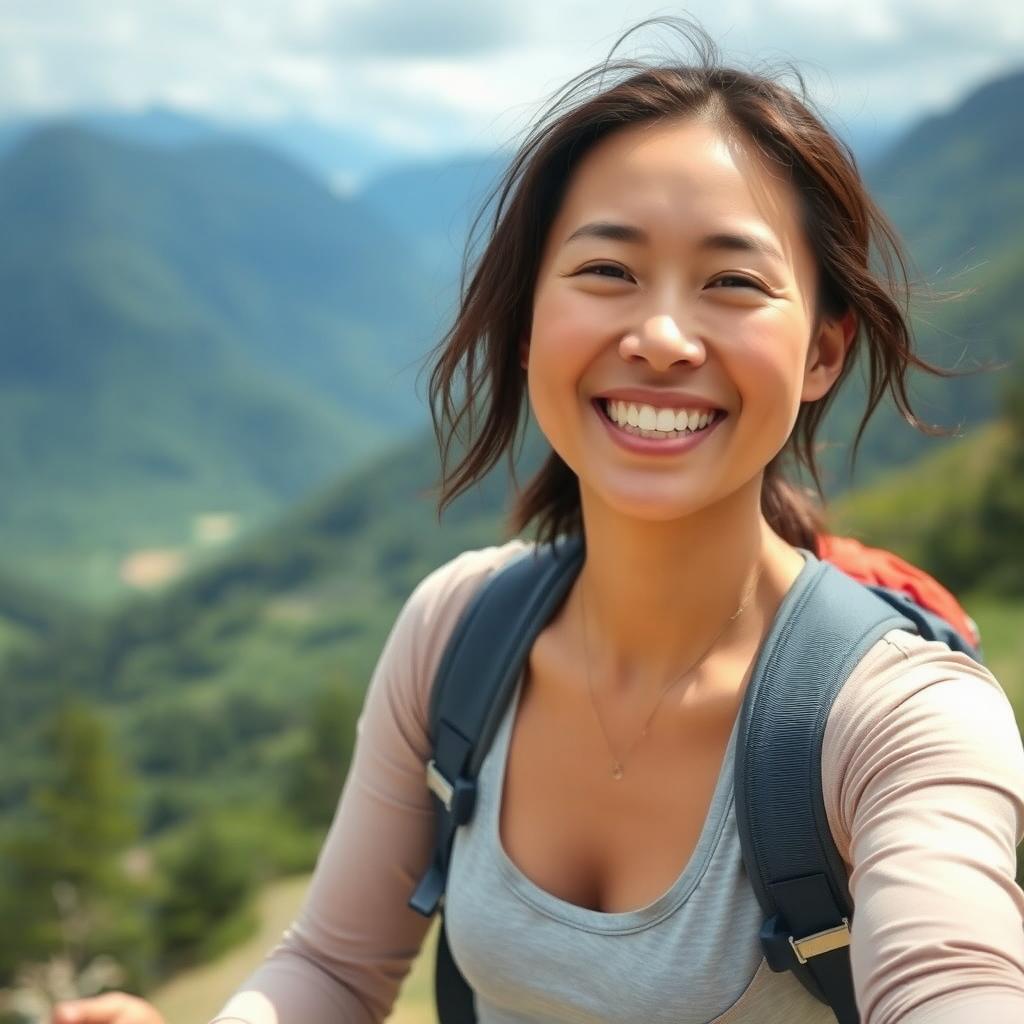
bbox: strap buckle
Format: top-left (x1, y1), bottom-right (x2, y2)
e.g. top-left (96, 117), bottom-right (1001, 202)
top-left (789, 917), bottom-right (851, 965)
top-left (761, 912), bottom-right (852, 972)
top-left (426, 759), bottom-right (477, 825)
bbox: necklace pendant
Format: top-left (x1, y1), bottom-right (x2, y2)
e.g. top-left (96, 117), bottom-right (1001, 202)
top-left (611, 763), bottom-right (624, 781)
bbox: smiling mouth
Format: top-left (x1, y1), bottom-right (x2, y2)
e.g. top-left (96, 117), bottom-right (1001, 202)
top-left (597, 398), bottom-right (725, 439)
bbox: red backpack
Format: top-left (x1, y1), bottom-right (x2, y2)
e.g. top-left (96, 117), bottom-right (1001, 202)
top-left (817, 534), bottom-right (981, 650)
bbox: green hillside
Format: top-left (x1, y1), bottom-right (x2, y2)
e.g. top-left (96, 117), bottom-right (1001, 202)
top-left (817, 69), bottom-right (1024, 489)
top-left (830, 422), bottom-right (1010, 574)
top-left (0, 423), bottom-right (517, 820)
top-left (830, 410), bottom-right (1024, 701)
top-left (869, 68), bottom-right (1024, 275)
top-left (831, 372), bottom-right (1024, 601)
top-left (0, 123), bottom-right (441, 603)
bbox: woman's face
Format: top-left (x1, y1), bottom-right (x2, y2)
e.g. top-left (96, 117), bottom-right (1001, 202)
top-left (524, 115), bottom-right (848, 523)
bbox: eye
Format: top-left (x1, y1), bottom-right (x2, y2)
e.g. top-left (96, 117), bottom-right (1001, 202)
top-left (707, 274), bottom-right (765, 291)
top-left (577, 263), bottom-right (635, 282)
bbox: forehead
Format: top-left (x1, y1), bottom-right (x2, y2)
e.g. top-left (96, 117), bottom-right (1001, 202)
top-left (549, 117), bottom-right (806, 261)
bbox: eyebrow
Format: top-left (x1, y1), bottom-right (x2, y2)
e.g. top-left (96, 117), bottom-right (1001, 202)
top-left (563, 221), bottom-right (785, 263)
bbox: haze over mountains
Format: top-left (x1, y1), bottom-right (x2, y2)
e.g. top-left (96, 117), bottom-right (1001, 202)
top-left (837, 67), bottom-right (1024, 470)
top-left (0, 121), bottom-right (444, 599)
top-left (0, 67), bottom-right (1020, 605)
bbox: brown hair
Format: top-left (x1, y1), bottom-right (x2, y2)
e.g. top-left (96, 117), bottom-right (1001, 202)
top-left (427, 17), bottom-right (967, 550)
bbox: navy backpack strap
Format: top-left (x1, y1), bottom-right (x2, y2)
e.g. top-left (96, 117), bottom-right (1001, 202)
top-left (866, 584), bottom-right (982, 662)
top-left (735, 549), bottom-right (916, 1024)
top-left (408, 536), bottom-right (585, 1023)
top-left (412, 540), bottom-right (972, 1024)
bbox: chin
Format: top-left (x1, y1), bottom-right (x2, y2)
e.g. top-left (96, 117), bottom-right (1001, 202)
top-left (591, 485), bottom-right (718, 525)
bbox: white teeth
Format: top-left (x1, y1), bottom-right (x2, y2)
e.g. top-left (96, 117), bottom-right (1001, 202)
top-left (603, 400), bottom-right (719, 436)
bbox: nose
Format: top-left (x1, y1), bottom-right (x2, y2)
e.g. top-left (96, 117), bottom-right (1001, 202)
top-left (618, 314), bottom-right (706, 372)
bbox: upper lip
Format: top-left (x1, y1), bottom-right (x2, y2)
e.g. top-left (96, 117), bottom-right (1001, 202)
top-left (592, 387), bottom-right (725, 411)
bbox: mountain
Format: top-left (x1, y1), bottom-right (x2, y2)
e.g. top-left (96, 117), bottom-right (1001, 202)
top-left (6, 105), bottom-right (905, 198)
top-left (835, 118), bottom-right (905, 168)
top-left (0, 123), bottom-right (441, 601)
top-left (798, 69), bottom-right (1024, 490)
top-left (358, 152), bottom-right (510, 320)
top-left (81, 107), bottom-right (221, 149)
top-left (868, 68), bottom-right (1024, 274)
top-left (3, 62), bottom-right (1022, 604)
top-left (6, 106), bottom-right (423, 194)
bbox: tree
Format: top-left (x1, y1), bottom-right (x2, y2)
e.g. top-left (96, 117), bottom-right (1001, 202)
top-left (282, 680), bottom-right (360, 828)
top-left (0, 700), bottom-right (150, 988)
top-left (971, 374), bottom-right (1024, 594)
top-left (154, 816), bottom-right (256, 966)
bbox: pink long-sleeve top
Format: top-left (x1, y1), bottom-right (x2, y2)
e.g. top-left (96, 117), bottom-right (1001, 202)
top-left (211, 540), bottom-right (1024, 1023)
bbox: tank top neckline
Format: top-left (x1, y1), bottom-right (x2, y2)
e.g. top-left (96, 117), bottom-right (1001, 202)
top-left (485, 669), bottom-right (741, 935)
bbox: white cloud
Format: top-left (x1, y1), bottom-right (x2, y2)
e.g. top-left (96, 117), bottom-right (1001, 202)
top-left (321, 0), bottom-right (525, 56)
top-left (0, 0), bottom-right (1020, 155)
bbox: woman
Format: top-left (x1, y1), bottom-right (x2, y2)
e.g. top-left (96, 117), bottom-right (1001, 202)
top-left (57, 17), bottom-right (1024, 1024)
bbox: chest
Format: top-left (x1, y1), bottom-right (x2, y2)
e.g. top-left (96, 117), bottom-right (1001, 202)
top-left (497, 635), bottom-right (754, 915)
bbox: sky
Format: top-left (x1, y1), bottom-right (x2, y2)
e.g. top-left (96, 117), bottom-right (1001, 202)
top-left (2, 0), bottom-right (1023, 161)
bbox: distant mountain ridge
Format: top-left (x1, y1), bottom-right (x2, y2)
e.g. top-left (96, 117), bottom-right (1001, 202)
top-left (0, 122), bottom-right (441, 600)
top-left (821, 65), bottom-right (1024, 485)
top-left (868, 67), bottom-right (1024, 274)
top-left (0, 64), bottom-right (1021, 603)
top-left (2, 106), bottom-right (419, 192)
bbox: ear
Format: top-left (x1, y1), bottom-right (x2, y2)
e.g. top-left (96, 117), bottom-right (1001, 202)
top-left (801, 310), bottom-right (856, 403)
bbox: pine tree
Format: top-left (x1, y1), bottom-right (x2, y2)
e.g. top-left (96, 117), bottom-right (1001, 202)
top-left (283, 680), bottom-right (360, 828)
top-left (0, 700), bottom-right (151, 988)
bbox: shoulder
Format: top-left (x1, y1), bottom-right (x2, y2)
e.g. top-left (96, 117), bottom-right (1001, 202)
top-left (393, 536), bottom-right (536, 655)
top-left (356, 538), bottom-right (535, 758)
top-left (825, 627), bottom-right (1016, 754)
top-left (822, 628), bottom-right (1024, 863)
top-left (399, 538), bottom-right (535, 650)
top-left (383, 539), bottom-right (535, 697)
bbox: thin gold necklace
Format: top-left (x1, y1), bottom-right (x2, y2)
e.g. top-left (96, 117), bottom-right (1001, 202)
top-left (578, 563), bottom-right (763, 780)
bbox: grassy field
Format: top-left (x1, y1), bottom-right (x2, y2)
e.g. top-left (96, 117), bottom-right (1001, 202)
top-left (150, 875), bottom-right (438, 1024)
top-left (963, 595), bottom-right (1024, 708)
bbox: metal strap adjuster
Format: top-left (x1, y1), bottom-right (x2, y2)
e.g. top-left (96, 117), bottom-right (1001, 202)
top-left (789, 917), bottom-right (851, 965)
top-left (426, 759), bottom-right (476, 824)
top-left (426, 760), bottom-right (454, 808)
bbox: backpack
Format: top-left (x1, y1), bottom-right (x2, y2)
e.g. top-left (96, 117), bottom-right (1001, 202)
top-left (408, 536), bottom-right (982, 1024)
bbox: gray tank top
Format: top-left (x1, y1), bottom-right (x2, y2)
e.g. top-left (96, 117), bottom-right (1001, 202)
top-left (444, 672), bottom-right (837, 1023)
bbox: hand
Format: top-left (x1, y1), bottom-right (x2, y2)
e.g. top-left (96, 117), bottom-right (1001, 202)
top-left (51, 992), bottom-right (165, 1024)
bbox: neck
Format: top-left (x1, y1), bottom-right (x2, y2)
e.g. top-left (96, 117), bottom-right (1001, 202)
top-left (570, 473), bottom-right (803, 702)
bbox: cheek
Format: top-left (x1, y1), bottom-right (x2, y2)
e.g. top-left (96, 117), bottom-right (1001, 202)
top-left (719, 308), bottom-right (811, 422)
top-left (526, 286), bottom-right (604, 396)
top-left (530, 285), bottom-right (606, 356)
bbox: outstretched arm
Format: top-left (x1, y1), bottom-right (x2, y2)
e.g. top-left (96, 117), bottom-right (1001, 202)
top-left (824, 630), bottom-right (1024, 1023)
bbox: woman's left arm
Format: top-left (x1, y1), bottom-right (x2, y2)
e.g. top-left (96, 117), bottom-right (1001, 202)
top-left (823, 630), bottom-right (1024, 1024)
